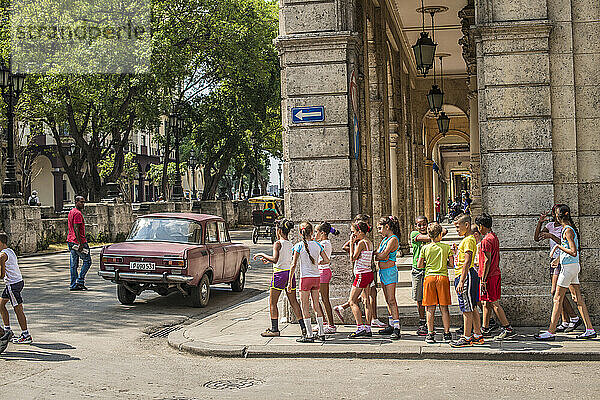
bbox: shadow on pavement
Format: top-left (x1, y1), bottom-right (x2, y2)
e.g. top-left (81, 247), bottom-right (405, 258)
top-left (1, 348), bottom-right (80, 362)
top-left (31, 342), bottom-right (76, 351)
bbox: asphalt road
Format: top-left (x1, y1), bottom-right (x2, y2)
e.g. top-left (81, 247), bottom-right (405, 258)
top-left (1, 230), bottom-right (600, 399)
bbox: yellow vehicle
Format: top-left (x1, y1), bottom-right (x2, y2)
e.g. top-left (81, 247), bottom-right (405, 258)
top-left (248, 196), bottom-right (283, 244)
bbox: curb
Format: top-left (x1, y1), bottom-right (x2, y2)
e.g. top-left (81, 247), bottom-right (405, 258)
top-left (19, 245), bottom-right (105, 259)
top-left (168, 328), bottom-right (600, 361)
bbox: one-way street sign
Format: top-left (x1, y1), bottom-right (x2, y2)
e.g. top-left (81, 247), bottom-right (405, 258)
top-left (292, 106), bottom-right (325, 123)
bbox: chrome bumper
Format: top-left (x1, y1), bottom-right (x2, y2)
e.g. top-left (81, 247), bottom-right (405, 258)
top-left (98, 270), bottom-right (193, 284)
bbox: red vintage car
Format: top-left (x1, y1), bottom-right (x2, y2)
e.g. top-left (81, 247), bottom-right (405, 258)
top-left (98, 213), bottom-right (250, 307)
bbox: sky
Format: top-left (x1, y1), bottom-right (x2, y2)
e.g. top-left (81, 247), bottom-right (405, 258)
top-left (268, 156), bottom-right (283, 188)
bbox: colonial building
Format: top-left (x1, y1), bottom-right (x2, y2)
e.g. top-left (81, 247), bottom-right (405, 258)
top-left (277, 0), bottom-right (600, 324)
top-left (19, 116), bottom-right (203, 211)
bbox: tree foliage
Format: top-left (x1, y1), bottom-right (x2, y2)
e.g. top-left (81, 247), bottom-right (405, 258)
top-left (1, 0), bottom-right (282, 201)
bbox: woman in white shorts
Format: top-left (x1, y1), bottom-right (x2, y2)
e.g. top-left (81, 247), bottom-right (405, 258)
top-left (535, 205), bottom-right (596, 341)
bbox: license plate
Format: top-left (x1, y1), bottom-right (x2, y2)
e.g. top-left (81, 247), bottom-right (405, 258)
top-left (130, 262), bottom-right (156, 271)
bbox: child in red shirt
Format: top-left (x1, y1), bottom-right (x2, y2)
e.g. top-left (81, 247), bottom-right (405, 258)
top-left (475, 213), bottom-right (515, 340)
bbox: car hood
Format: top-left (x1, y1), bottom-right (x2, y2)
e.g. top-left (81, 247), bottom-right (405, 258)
top-left (103, 241), bottom-right (201, 257)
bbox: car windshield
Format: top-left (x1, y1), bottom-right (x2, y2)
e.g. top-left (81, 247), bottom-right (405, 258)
top-left (127, 217), bottom-right (202, 244)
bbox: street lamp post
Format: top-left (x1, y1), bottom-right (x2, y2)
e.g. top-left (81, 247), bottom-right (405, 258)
top-left (0, 61), bottom-right (26, 199)
top-left (169, 112), bottom-right (184, 201)
top-left (277, 163), bottom-right (283, 197)
top-left (189, 149), bottom-right (197, 200)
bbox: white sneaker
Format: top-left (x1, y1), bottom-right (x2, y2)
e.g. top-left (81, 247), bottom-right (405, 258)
top-left (371, 319), bottom-right (386, 328)
top-left (324, 324), bottom-right (337, 334)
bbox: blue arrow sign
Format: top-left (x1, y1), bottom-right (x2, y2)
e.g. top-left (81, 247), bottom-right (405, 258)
top-left (292, 106), bottom-right (324, 123)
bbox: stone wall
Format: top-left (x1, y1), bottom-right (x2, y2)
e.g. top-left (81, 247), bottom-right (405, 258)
top-left (1, 199), bottom-right (257, 255)
top-left (0, 202), bottom-right (43, 254)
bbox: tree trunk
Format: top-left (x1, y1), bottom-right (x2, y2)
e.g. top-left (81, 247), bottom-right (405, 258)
top-left (246, 173), bottom-right (254, 199)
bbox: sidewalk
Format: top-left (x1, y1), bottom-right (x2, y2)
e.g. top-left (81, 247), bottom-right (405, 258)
top-left (169, 292), bottom-right (600, 361)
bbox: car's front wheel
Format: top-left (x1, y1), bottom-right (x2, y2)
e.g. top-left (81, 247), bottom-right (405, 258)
top-left (189, 274), bottom-right (210, 307)
top-left (231, 261), bottom-right (247, 292)
top-left (117, 283), bottom-right (136, 305)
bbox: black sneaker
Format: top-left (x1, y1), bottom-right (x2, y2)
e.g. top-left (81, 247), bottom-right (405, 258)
top-left (378, 326), bottom-right (394, 335)
top-left (69, 286), bottom-right (82, 291)
top-left (416, 324), bottom-right (428, 336)
top-left (363, 329), bottom-right (373, 337)
top-left (0, 329), bottom-right (12, 353)
top-left (296, 335), bottom-right (315, 343)
top-left (565, 318), bottom-right (583, 333)
top-left (443, 332), bottom-right (453, 342)
top-left (78, 284), bottom-right (89, 291)
top-left (481, 327), bottom-right (494, 337)
top-left (489, 318), bottom-right (499, 330)
top-left (348, 329), bottom-right (368, 339)
top-left (425, 333), bottom-right (436, 344)
top-left (495, 327), bottom-right (515, 340)
top-left (0, 329), bottom-right (14, 342)
top-left (390, 328), bottom-right (401, 340)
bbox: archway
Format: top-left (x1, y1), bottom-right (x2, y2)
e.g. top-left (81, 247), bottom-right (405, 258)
top-left (421, 104), bottom-right (470, 221)
top-left (30, 155), bottom-right (54, 207)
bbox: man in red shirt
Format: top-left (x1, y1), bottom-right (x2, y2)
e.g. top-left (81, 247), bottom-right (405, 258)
top-left (67, 196), bottom-right (91, 291)
top-left (475, 213), bottom-right (514, 340)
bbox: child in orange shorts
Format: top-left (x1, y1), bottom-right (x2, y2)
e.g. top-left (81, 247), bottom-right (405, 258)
top-left (417, 222), bottom-right (454, 344)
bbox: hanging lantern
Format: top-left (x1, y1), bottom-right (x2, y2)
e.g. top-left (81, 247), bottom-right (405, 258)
top-left (412, 32), bottom-right (436, 77)
top-left (427, 84), bottom-right (444, 114)
top-left (437, 112), bottom-right (450, 135)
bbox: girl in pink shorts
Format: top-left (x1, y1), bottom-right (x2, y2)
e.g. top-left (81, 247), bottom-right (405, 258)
top-left (315, 222), bottom-right (339, 333)
top-left (288, 222), bottom-right (330, 343)
top-left (347, 221), bottom-right (374, 338)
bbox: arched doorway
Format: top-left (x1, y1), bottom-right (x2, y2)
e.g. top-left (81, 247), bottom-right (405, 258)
top-left (30, 155), bottom-right (54, 207)
top-left (422, 104), bottom-right (470, 222)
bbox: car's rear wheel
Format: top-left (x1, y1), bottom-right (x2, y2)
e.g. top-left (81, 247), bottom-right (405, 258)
top-left (189, 274), bottom-right (210, 307)
top-left (252, 227), bottom-right (259, 244)
top-left (117, 283), bottom-right (136, 305)
top-left (231, 261), bottom-right (247, 292)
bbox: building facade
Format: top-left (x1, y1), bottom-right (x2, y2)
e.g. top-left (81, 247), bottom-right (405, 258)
top-left (277, 0), bottom-right (600, 324)
top-left (19, 116), bottom-right (203, 211)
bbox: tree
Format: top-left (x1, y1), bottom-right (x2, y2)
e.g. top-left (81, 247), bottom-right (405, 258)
top-left (98, 152), bottom-right (138, 203)
top-left (181, 0), bottom-right (282, 200)
top-left (146, 161), bottom-right (186, 200)
top-left (19, 74), bottom-right (160, 201)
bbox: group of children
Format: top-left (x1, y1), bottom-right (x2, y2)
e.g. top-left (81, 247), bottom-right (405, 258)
top-left (413, 213), bottom-right (514, 346)
top-left (256, 204), bottom-right (595, 344)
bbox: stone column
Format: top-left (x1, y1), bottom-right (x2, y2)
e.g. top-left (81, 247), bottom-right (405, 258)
top-left (460, 1), bottom-right (482, 217)
top-left (423, 158), bottom-right (434, 222)
top-left (52, 169), bottom-right (64, 212)
top-left (277, 0), bottom-right (360, 299)
top-left (389, 128), bottom-right (399, 217)
top-left (475, 1), bottom-right (554, 325)
top-left (468, 77), bottom-right (482, 216)
top-left (365, 7), bottom-right (391, 219)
